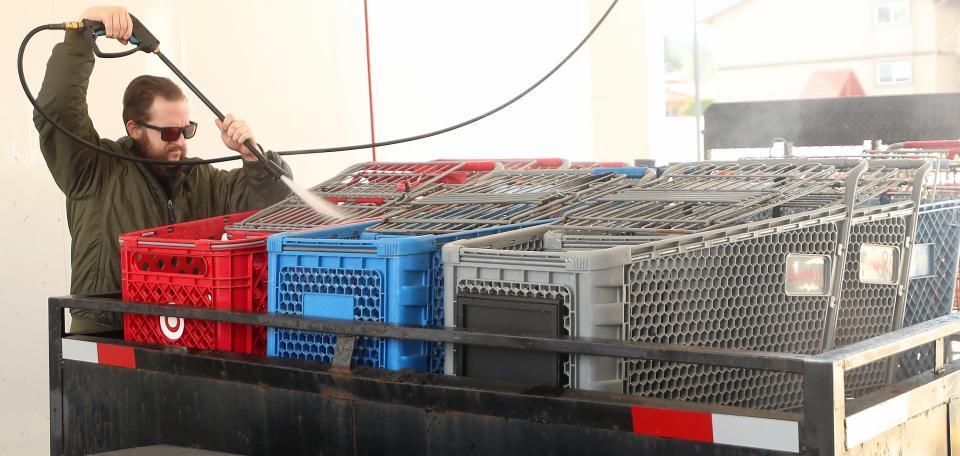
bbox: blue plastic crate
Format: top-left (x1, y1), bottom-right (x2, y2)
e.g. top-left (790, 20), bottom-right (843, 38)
top-left (266, 219), bottom-right (552, 372)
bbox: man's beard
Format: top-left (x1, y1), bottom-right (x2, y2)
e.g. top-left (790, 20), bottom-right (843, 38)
top-left (134, 136), bottom-right (186, 178)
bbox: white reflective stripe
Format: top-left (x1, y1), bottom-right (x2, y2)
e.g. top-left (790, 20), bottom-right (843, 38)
top-left (711, 414), bottom-right (800, 453)
top-left (61, 339), bottom-right (98, 364)
top-left (845, 395), bottom-right (908, 448)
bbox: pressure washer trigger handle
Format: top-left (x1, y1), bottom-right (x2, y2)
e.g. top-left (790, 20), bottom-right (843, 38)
top-left (80, 14), bottom-right (157, 56)
top-left (79, 19), bottom-right (105, 48)
top-left (86, 25), bottom-right (142, 46)
top-left (127, 14), bottom-right (158, 52)
top-left (80, 19), bottom-right (126, 58)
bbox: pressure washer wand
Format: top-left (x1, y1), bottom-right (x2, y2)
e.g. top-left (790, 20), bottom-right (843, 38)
top-left (71, 16), bottom-right (287, 180)
top-left (153, 51), bottom-right (287, 179)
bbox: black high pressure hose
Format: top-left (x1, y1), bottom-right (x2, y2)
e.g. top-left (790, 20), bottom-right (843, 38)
top-left (19, 17), bottom-right (284, 177)
top-left (19, 1), bottom-right (619, 176)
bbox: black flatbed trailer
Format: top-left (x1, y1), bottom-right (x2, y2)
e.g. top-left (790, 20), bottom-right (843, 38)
top-left (49, 294), bottom-right (960, 455)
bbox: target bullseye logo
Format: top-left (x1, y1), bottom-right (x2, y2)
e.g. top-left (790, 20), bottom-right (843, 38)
top-left (159, 302), bottom-right (185, 340)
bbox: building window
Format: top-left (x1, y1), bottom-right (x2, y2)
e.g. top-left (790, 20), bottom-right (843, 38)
top-left (876, 60), bottom-right (912, 85)
top-left (875, 1), bottom-right (909, 25)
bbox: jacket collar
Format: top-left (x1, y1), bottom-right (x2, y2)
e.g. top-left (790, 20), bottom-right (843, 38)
top-left (118, 136), bottom-right (196, 197)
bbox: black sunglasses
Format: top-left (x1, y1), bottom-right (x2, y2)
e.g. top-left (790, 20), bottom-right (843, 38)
top-left (141, 121), bottom-right (198, 142)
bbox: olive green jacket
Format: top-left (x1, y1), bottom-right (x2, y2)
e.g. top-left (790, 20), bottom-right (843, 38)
top-left (33, 31), bottom-right (292, 327)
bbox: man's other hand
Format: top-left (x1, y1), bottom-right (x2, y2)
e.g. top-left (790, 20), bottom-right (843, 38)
top-left (216, 114), bottom-right (258, 161)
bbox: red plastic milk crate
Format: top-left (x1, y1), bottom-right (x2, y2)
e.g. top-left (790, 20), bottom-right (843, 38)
top-left (120, 211), bottom-right (270, 354)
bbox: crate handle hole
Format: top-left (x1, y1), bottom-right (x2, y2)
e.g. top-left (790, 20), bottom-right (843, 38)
top-left (134, 253), bottom-right (207, 276)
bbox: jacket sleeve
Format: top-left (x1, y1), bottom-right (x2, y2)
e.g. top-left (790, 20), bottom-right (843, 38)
top-left (32, 31), bottom-right (114, 200)
top-left (207, 150), bottom-right (294, 214)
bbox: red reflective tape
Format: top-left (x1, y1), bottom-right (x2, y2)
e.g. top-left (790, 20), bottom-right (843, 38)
top-left (631, 406), bottom-right (714, 443)
top-left (96, 344), bottom-right (136, 369)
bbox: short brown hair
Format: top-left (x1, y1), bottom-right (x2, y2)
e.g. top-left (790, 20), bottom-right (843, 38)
top-left (122, 75), bottom-right (186, 124)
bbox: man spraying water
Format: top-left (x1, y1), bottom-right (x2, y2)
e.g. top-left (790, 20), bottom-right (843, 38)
top-left (33, 6), bottom-right (296, 331)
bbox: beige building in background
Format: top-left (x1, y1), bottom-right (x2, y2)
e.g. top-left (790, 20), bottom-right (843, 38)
top-left (706, 0), bottom-right (960, 101)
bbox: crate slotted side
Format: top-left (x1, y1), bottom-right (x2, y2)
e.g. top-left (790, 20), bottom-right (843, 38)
top-left (896, 200), bottom-right (960, 380)
top-left (121, 211), bottom-right (269, 354)
top-left (367, 170), bottom-right (634, 235)
top-left (272, 264), bottom-right (387, 367)
top-left (267, 223), bottom-right (396, 369)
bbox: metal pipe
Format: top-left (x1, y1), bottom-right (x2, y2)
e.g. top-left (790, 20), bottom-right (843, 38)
top-left (154, 51), bottom-right (286, 180)
top-left (50, 296), bottom-right (812, 373)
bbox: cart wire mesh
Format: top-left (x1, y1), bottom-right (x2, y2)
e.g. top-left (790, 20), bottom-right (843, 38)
top-left (226, 161), bottom-right (499, 234)
top-left (558, 159), bottom-right (919, 238)
top-left (306, 161), bottom-right (500, 203)
top-left (366, 169), bottom-right (639, 235)
top-left (225, 201), bottom-right (393, 234)
top-left (569, 161), bottom-right (628, 169)
top-left (895, 199), bottom-right (960, 380)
